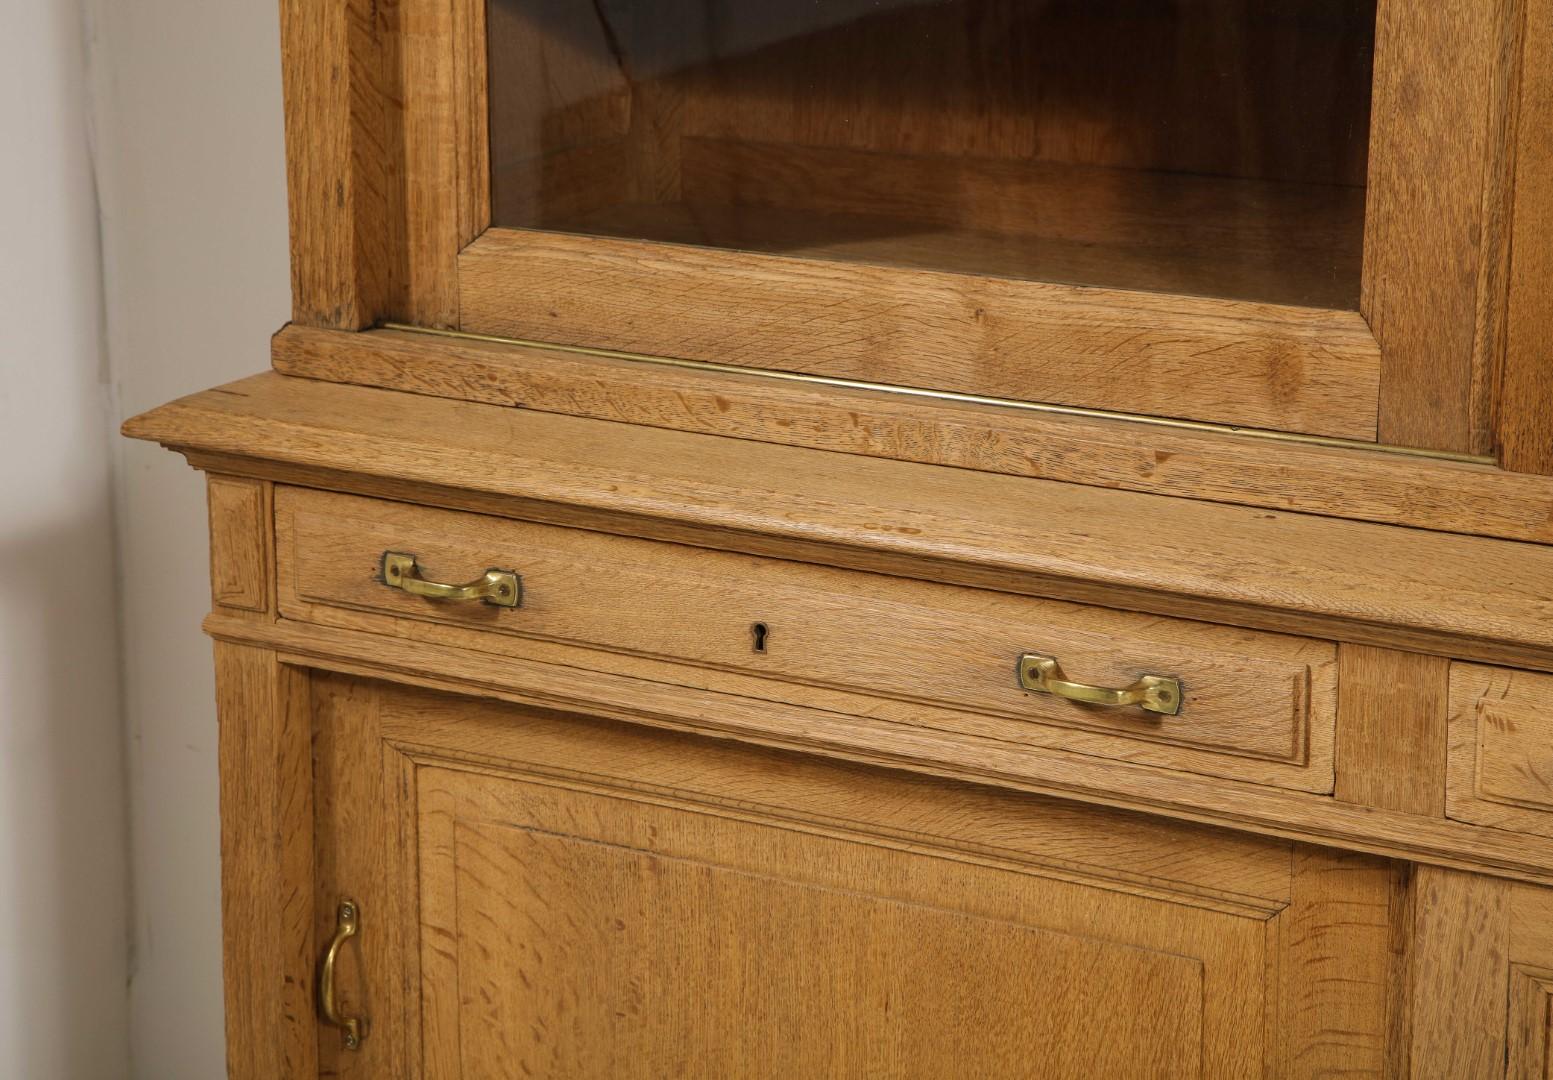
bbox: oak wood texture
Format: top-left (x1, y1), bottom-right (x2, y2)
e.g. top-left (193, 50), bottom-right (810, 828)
top-left (275, 324), bottom-right (1553, 545)
top-left (398, 0), bottom-right (461, 327)
top-left (452, 0), bottom-right (486, 249)
top-left (276, 486), bottom-right (1337, 790)
top-left (277, 0), bottom-right (477, 328)
top-left (1407, 867), bottom-right (1513, 1078)
top-left (124, 373), bottom-right (1553, 671)
top-left (309, 673), bottom-right (415, 1078)
top-left (1277, 848), bottom-right (1399, 1075)
top-left (458, 227), bottom-right (1383, 440)
top-left (1363, 0), bottom-right (1522, 454)
top-left (1498, 0), bottom-right (1553, 474)
top-left (177, 1), bottom-right (1553, 1072)
top-left (213, 644), bottom-right (316, 1079)
top-left (207, 476), bottom-right (271, 614)
top-left (1508, 964), bottom-right (1553, 1079)
top-left (277, 0), bottom-right (401, 329)
top-left (204, 608), bottom-right (1553, 888)
top-left (1446, 663), bottom-right (1553, 840)
top-left (310, 671), bottom-right (1398, 1077)
top-left (1402, 871), bottom-right (1553, 1079)
top-left (1334, 645), bottom-right (1449, 817)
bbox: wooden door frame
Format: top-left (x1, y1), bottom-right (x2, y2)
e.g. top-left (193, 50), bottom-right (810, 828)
top-left (276, 0), bottom-right (1547, 466)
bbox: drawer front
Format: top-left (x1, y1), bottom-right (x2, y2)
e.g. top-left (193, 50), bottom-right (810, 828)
top-left (276, 488), bottom-right (1336, 790)
top-left (1448, 664), bottom-right (1553, 837)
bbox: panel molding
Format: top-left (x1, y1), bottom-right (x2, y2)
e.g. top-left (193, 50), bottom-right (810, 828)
top-left (1508, 964), bottom-right (1553, 1079)
top-left (206, 475), bottom-right (272, 614)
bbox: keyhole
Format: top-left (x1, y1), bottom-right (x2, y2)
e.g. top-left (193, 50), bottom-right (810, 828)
top-left (751, 622), bottom-right (769, 654)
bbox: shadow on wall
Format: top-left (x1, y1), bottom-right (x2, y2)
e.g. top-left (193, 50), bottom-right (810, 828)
top-left (0, 508), bottom-right (129, 1078)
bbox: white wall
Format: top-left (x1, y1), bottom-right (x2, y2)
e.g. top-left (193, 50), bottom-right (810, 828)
top-left (0, 2), bottom-right (129, 1077)
top-left (87, 0), bottom-right (292, 1073)
top-left (5, 2), bottom-right (293, 1073)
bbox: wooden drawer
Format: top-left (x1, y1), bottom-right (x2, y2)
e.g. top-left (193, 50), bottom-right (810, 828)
top-left (1449, 664), bottom-right (1553, 837)
top-left (276, 488), bottom-right (1337, 791)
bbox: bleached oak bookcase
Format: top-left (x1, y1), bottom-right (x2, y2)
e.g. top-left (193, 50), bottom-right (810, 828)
top-left (125, 1), bottom-right (1553, 1075)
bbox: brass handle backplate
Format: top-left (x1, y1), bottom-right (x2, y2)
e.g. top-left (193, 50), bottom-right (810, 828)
top-left (320, 898), bottom-right (363, 1050)
top-left (381, 551), bottom-right (521, 607)
top-left (1017, 653), bottom-right (1182, 716)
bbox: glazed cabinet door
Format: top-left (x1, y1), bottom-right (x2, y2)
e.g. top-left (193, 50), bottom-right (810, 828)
top-left (278, 0), bottom-right (1540, 458)
top-left (284, 667), bottom-right (1407, 1079)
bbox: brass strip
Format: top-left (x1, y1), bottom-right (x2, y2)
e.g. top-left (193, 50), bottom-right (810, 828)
top-left (380, 323), bottom-right (1495, 465)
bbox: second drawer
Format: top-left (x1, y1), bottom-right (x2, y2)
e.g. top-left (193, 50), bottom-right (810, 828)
top-left (276, 487), bottom-right (1336, 791)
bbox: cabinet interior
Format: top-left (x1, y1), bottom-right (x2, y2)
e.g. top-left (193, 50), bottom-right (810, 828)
top-left (487, 0), bottom-right (1377, 310)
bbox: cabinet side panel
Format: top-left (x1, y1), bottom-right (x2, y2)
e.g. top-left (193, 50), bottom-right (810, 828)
top-left (278, 0), bottom-right (404, 327)
top-left (213, 644), bottom-right (317, 1079)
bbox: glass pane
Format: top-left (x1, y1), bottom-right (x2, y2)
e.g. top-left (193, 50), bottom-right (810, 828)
top-left (487, 0), bottom-right (1375, 309)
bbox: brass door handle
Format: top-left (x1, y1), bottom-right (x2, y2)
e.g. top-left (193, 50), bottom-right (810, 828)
top-left (320, 898), bottom-right (363, 1050)
top-left (1017, 653), bottom-right (1182, 716)
top-left (380, 551), bottom-right (521, 607)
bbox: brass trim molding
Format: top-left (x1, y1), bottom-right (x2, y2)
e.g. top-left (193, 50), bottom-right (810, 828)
top-left (382, 323), bottom-right (1494, 466)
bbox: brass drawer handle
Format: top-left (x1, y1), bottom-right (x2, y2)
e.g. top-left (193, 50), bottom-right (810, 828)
top-left (380, 551), bottom-right (521, 607)
top-left (1017, 653), bottom-right (1182, 716)
top-left (320, 899), bottom-right (363, 1050)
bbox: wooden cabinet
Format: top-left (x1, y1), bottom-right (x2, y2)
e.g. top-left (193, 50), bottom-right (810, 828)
top-left (128, 373), bottom-right (1553, 1076)
top-left (124, 0), bottom-right (1553, 1074)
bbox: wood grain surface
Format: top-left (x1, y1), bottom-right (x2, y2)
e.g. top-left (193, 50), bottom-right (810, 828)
top-left (458, 228), bottom-right (1383, 439)
top-left (311, 672), bottom-right (1397, 1076)
top-left (206, 609), bottom-right (1553, 887)
top-left (274, 325), bottom-right (1553, 544)
top-left (126, 373), bottom-right (1553, 670)
top-left (276, 485), bottom-right (1338, 790)
top-left (1364, 0), bottom-right (1522, 454)
top-left (277, 0), bottom-right (402, 329)
top-left (1447, 663), bottom-right (1553, 840)
top-left (207, 476), bottom-right (271, 614)
top-left (1498, 0), bottom-right (1553, 474)
top-left (213, 644), bottom-right (316, 1079)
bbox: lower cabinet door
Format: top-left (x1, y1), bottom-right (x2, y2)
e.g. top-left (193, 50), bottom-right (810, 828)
top-left (306, 672), bottom-right (1401, 1079)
